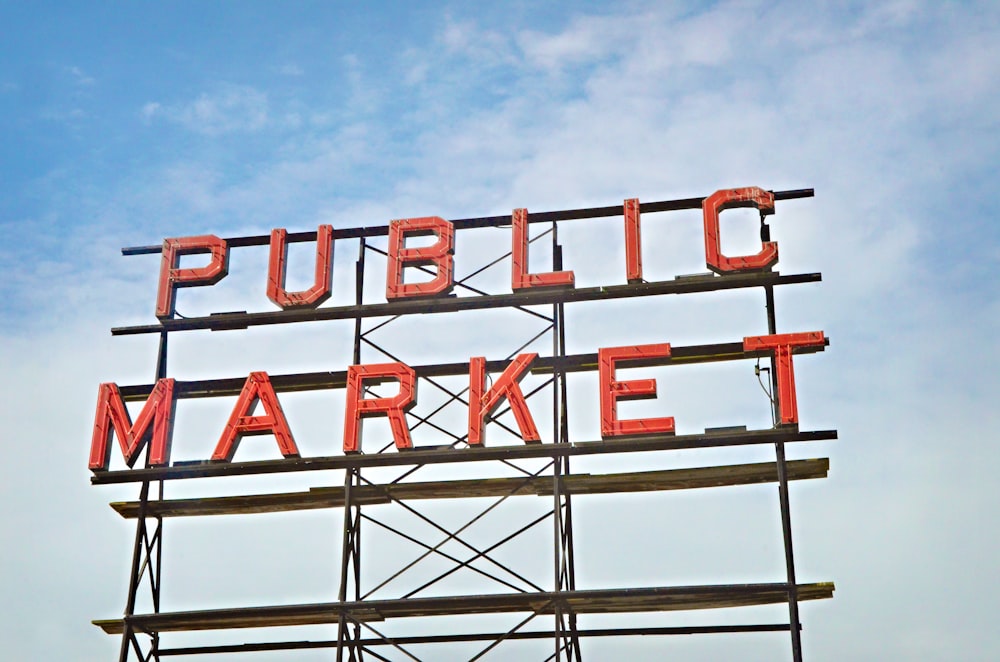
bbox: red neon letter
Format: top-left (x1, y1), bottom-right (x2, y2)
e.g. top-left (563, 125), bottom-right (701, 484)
top-left (267, 225), bottom-right (334, 309)
top-left (385, 216), bottom-right (455, 300)
top-left (90, 379), bottom-right (176, 470)
top-left (599, 344), bottom-right (675, 439)
top-left (156, 235), bottom-right (229, 319)
top-left (702, 187), bottom-right (778, 274)
top-left (468, 354), bottom-right (541, 446)
top-left (624, 198), bottom-right (643, 283)
top-left (343, 363), bottom-right (417, 453)
top-left (212, 372), bottom-right (299, 462)
top-left (743, 331), bottom-right (825, 425)
top-left (511, 208), bottom-right (575, 290)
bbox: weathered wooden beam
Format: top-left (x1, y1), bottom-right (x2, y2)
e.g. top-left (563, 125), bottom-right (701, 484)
top-left (110, 458), bottom-right (829, 518)
top-left (94, 582), bottom-right (834, 634)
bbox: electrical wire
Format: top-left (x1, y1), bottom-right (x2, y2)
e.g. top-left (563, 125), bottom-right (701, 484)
top-left (755, 358), bottom-right (777, 427)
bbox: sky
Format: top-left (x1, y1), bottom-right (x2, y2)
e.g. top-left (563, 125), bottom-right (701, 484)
top-left (1, 1), bottom-right (998, 660)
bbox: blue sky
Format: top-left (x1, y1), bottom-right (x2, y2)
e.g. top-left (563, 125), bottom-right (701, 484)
top-left (1, 1), bottom-right (998, 660)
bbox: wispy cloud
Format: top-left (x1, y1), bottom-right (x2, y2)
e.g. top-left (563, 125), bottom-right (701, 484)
top-left (142, 84), bottom-right (270, 135)
top-left (274, 63), bottom-right (304, 77)
top-left (65, 65), bottom-right (95, 86)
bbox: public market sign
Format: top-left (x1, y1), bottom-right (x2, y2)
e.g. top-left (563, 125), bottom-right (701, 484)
top-left (89, 186), bottom-right (825, 472)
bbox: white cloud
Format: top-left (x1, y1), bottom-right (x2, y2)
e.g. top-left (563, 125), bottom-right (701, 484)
top-left (140, 101), bottom-right (160, 120)
top-left (66, 65), bottom-right (95, 86)
top-left (143, 84), bottom-right (270, 135)
top-left (275, 63), bottom-right (304, 77)
top-left (439, 15), bottom-right (517, 67)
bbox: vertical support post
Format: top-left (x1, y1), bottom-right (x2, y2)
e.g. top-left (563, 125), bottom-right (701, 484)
top-left (337, 238), bottom-right (367, 662)
top-left (153, 329), bottom-right (167, 630)
top-left (336, 474), bottom-right (355, 662)
top-left (766, 283), bottom-right (803, 661)
top-left (550, 223), bottom-right (564, 661)
top-left (549, 223), bottom-right (580, 661)
top-left (555, 238), bottom-right (582, 662)
top-left (118, 330), bottom-right (168, 662)
top-left (353, 239), bottom-right (366, 368)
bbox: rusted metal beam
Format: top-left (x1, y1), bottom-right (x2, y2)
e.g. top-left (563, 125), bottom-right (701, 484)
top-left (114, 338), bottom-right (828, 401)
top-left (121, 189), bottom-right (815, 255)
top-left (110, 272), bottom-right (821, 335)
top-left (158, 623), bottom-right (798, 656)
top-left (91, 427), bottom-right (837, 485)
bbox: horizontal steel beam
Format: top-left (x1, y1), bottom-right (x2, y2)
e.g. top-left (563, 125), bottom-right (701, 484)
top-left (110, 271), bottom-right (821, 335)
top-left (115, 338), bottom-right (829, 401)
top-left (122, 189), bottom-right (815, 255)
top-left (158, 623), bottom-right (797, 655)
top-left (91, 427), bottom-right (837, 485)
top-left (95, 582), bottom-right (835, 634)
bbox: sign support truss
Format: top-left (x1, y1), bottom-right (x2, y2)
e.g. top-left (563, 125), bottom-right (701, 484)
top-left (98, 190), bottom-right (832, 661)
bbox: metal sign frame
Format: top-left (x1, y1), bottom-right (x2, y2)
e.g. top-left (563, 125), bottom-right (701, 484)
top-left (90, 188), bottom-right (835, 661)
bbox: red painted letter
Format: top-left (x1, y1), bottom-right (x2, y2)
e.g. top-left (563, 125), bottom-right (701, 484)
top-left (343, 363), bottom-right (417, 453)
top-left (702, 187), bottom-right (778, 274)
top-left (90, 379), bottom-right (176, 470)
top-left (386, 216), bottom-right (455, 300)
top-left (212, 372), bottom-right (299, 462)
top-left (156, 235), bottom-right (229, 319)
top-left (511, 208), bottom-right (575, 290)
top-left (599, 344), bottom-right (675, 439)
top-left (267, 225), bottom-right (334, 309)
top-left (468, 354), bottom-right (541, 446)
top-left (743, 331), bottom-right (825, 425)
top-left (624, 198), bottom-right (643, 283)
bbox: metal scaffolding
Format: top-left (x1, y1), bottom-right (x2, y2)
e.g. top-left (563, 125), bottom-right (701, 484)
top-left (92, 190), bottom-right (835, 661)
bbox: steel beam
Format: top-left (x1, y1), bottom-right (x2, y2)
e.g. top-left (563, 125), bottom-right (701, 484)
top-left (92, 428), bottom-right (836, 484)
top-left (111, 272), bottom-right (821, 335)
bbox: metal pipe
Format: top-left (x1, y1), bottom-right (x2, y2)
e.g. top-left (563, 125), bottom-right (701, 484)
top-left (122, 189), bottom-right (814, 255)
top-left (111, 273), bottom-right (822, 336)
top-left (766, 283), bottom-right (803, 661)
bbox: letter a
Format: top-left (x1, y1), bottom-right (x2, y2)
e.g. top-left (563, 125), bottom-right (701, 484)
top-left (212, 372), bottom-right (299, 462)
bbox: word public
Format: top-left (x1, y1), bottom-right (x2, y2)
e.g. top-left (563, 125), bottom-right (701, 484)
top-left (154, 187), bottom-right (780, 318)
top-left (90, 187), bottom-right (824, 471)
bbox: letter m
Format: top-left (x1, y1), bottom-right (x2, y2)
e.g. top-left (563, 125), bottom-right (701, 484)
top-left (89, 379), bottom-right (176, 470)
